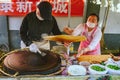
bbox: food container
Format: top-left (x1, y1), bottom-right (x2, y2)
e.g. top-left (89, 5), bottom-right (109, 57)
top-left (88, 64), bottom-right (108, 75)
top-left (106, 63), bottom-right (120, 74)
top-left (67, 65), bottom-right (86, 76)
top-left (79, 61), bottom-right (91, 69)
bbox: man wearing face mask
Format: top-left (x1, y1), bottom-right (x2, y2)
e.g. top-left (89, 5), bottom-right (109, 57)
top-left (63, 13), bottom-right (102, 57)
top-left (20, 1), bottom-right (62, 53)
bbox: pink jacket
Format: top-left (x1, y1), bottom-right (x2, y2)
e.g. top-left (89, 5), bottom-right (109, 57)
top-left (78, 24), bottom-right (101, 55)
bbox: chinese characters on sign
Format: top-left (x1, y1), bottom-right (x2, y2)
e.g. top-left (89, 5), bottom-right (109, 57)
top-left (16, 1), bottom-right (32, 13)
top-left (0, 0), bottom-right (84, 16)
top-left (52, 0), bottom-right (68, 16)
top-left (0, 2), bottom-right (14, 12)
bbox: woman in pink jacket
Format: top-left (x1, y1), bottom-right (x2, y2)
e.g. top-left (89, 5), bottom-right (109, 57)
top-left (64, 13), bottom-right (102, 57)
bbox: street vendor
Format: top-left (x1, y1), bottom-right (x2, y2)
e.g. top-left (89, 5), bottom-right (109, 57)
top-left (63, 13), bottom-right (102, 57)
top-left (20, 1), bottom-right (62, 52)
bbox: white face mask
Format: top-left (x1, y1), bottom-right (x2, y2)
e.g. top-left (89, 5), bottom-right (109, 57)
top-left (86, 21), bottom-right (96, 28)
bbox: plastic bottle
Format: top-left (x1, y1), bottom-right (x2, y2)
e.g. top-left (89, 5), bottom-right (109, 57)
top-left (70, 43), bottom-right (74, 53)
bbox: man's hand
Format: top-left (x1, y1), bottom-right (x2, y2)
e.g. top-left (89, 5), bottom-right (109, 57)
top-left (29, 43), bottom-right (47, 56)
top-left (29, 43), bottom-right (39, 53)
top-left (20, 41), bottom-right (27, 49)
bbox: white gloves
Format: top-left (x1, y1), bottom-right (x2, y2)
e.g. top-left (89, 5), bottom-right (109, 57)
top-left (29, 43), bottom-right (46, 56)
top-left (29, 43), bottom-right (39, 53)
top-left (20, 41), bottom-right (39, 53)
top-left (20, 41), bottom-right (27, 49)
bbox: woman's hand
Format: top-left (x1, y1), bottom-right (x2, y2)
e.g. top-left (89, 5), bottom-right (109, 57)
top-left (76, 47), bottom-right (90, 58)
top-left (63, 27), bottom-right (73, 35)
top-left (63, 42), bottom-right (72, 48)
top-left (76, 49), bottom-right (84, 58)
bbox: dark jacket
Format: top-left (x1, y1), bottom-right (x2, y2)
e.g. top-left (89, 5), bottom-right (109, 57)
top-left (20, 11), bottom-right (62, 46)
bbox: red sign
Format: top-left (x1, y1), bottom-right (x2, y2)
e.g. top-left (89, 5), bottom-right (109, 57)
top-left (0, 0), bottom-right (84, 16)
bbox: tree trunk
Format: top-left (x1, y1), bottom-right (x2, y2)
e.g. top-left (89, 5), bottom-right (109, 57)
top-left (100, 0), bottom-right (110, 50)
